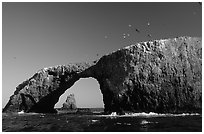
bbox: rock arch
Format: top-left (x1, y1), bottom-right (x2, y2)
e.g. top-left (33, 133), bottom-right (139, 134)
top-left (3, 62), bottom-right (99, 113)
top-left (55, 77), bottom-right (103, 108)
top-left (3, 37), bottom-right (202, 114)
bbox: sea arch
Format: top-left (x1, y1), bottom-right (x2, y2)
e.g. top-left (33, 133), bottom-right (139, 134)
top-left (3, 61), bottom-right (114, 113)
top-left (3, 37), bottom-right (202, 114)
top-left (55, 77), bottom-right (104, 108)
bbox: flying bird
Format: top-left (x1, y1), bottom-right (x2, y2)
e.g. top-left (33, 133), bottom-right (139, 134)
top-left (147, 34), bottom-right (152, 38)
top-left (147, 22), bottom-right (150, 26)
top-left (135, 28), bottom-right (140, 33)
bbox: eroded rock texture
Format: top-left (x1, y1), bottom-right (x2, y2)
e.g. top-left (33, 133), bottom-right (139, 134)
top-left (61, 94), bottom-right (77, 110)
top-left (3, 37), bottom-right (202, 114)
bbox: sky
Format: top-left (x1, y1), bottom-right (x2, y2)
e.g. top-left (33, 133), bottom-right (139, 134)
top-left (2, 2), bottom-right (202, 108)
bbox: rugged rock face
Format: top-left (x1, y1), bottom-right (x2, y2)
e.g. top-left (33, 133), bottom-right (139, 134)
top-left (3, 37), bottom-right (202, 114)
top-left (3, 62), bottom-right (95, 113)
top-left (61, 94), bottom-right (77, 110)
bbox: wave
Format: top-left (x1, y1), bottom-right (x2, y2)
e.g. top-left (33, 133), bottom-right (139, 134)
top-left (16, 111), bottom-right (44, 116)
top-left (17, 110), bottom-right (25, 114)
top-left (125, 112), bottom-right (200, 117)
top-left (97, 112), bottom-right (200, 118)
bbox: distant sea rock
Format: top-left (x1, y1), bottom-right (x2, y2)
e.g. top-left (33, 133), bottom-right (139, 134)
top-left (61, 94), bottom-right (77, 110)
top-left (3, 37), bottom-right (202, 114)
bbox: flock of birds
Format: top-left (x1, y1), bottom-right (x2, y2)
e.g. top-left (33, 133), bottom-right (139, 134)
top-left (97, 21), bottom-right (153, 57)
top-left (103, 2), bottom-right (202, 41)
top-left (12, 2), bottom-right (201, 59)
top-left (104, 21), bottom-right (152, 41)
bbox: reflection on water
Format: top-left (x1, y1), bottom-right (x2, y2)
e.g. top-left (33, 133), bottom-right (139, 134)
top-left (2, 112), bottom-right (202, 132)
top-left (140, 119), bottom-right (150, 125)
top-left (140, 119), bottom-right (149, 132)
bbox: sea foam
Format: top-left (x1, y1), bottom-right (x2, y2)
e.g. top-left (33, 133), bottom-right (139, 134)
top-left (97, 112), bottom-right (200, 118)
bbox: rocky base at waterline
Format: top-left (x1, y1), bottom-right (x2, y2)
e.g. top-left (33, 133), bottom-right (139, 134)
top-left (56, 108), bottom-right (99, 114)
top-left (3, 36), bottom-right (202, 114)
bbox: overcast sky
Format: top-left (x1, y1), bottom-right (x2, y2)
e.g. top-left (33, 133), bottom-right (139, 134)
top-left (2, 2), bottom-right (201, 108)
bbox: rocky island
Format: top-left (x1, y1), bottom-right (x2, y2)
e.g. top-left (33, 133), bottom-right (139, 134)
top-left (3, 37), bottom-right (202, 114)
top-left (56, 93), bottom-right (77, 114)
top-left (61, 93), bottom-right (77, 110)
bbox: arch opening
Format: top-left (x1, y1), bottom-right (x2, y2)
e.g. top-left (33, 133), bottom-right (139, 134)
top-left (55, 77), bottom-right (104, 109)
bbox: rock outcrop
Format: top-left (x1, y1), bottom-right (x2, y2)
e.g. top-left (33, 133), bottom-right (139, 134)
top-left (61, 94), bottom-right (77, 110)
top-left (3, 37), bottom-right (202, 114)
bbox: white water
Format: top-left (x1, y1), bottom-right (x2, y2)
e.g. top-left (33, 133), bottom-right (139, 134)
top-left (97, 112), bottom-right (200, 118)
top-left (17, 111), bottom-right (43, 116)
top-left (17, 110), bottom-right (25, 114)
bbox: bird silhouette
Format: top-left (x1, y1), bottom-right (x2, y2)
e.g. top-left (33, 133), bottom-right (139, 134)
top-left (147, 22), bottom-right (150, 26)
top-left (147, 34), bottom-right (152, 38)
top-left (135, 28), bottom-right (140, 33)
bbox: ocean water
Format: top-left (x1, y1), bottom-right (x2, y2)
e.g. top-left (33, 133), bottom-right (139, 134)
top-left (2, 109), bottom-right (202, 132)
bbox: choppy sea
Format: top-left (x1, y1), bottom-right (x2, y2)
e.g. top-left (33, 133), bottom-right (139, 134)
top-left (2, 108), bottom-right (202, 132)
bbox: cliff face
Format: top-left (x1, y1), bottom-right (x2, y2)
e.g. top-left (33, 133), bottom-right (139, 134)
top-left (3, 62), bottom-right (96, 113)
top-left (3, 37), bottom-right (202, 114)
